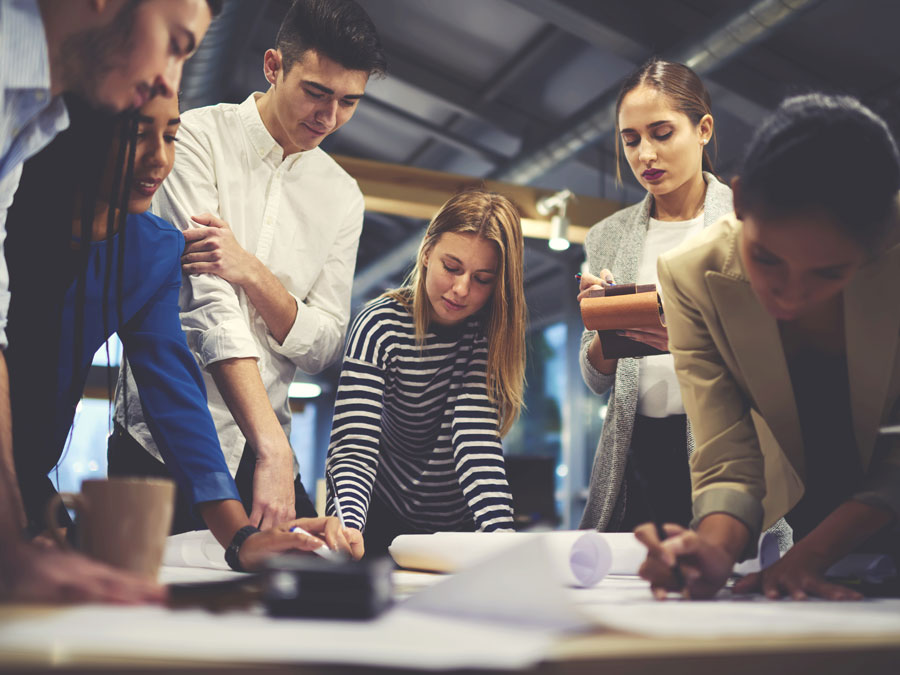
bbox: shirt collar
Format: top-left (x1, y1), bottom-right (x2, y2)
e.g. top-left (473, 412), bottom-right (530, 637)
top-left (239, 92), bottom-right (300, 163)
top-left (1, 0), bottom-right (52, 92)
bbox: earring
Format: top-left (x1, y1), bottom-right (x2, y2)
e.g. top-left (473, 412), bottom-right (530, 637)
top-left (701, 139), bottom-right (708, 145)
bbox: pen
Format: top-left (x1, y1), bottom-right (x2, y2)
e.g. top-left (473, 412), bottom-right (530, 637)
top-left (325, 468), bottom-right (346, 528)
top-left (575, 272), bottom-right (616, 286)
top-left (289, 525), bottom-right (348, 562)
top-left (630, 461), bottom-right (686, 592)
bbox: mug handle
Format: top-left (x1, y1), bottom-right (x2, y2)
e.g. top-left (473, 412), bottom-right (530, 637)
top-left (44, 492), bottom-right (87, 549)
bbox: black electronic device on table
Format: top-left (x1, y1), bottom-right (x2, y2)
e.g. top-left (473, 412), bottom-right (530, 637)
top-left (262, 553), bottom-right (394, 619)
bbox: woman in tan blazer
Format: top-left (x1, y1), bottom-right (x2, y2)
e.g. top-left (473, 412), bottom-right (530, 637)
top-left (639, 93), bottom-right (900, 600)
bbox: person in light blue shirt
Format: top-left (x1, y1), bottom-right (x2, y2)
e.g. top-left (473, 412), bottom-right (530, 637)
top-left (0, 0), bottom-right (220, 606)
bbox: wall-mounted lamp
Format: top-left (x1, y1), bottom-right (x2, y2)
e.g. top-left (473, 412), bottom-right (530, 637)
top-left (289, 381), bottom-right (322, 399)
top-left (535, 189), bottom-right (575, 251)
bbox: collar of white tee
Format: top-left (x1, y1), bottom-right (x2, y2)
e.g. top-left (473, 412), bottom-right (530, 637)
top-left (647, 212), bottom-right (705, 230)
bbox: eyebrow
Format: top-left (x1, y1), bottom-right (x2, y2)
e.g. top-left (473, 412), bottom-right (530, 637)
top-left (303, 80), bottom-right (365, 100)
top-left (443, 253), bottom-right (497, 274)
top-left (136, 115), bottom-right (181, 126)
top-left (620, 120), bottom-right (673, 133)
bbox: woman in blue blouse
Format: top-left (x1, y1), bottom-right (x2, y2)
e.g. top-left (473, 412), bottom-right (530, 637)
top-left (4, 94), bottom-right (362, 571)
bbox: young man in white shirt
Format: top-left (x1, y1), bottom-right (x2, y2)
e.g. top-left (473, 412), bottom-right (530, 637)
top-left (0, 0), bottom-right (219, 605)
top-left (112, 0), bottom-right (386, 532)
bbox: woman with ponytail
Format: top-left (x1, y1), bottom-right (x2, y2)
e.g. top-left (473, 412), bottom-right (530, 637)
top-left (577, 58), bottom-right (747, 536)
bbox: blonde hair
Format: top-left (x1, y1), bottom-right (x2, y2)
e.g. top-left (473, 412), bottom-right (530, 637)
top-left (385, 189), bottom-right (527, 437)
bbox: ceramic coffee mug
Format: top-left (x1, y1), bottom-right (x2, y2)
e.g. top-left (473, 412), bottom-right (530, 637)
top-left (45, 477), bottom-right (175, 579)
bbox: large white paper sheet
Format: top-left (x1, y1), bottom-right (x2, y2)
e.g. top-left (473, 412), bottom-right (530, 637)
top-left (401, 537), bottom-right (592, 631)
top-left (0, 604), bottom-right (558, 671)
top-left (578, 581), bottom-right (900, 637)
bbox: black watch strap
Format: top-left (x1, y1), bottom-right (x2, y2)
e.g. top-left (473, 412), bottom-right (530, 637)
top-left (224, 525), bottom-right (260, 572)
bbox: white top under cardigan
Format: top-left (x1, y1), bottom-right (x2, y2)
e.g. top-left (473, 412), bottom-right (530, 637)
top-left (636, 213), bottom-right (705, 417)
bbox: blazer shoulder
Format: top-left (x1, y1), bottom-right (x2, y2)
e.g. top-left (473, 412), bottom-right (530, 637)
top-left (660, 213), bottom-right (742, 281)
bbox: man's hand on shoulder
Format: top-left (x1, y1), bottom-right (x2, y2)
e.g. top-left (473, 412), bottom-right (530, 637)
top-left (181, 213), bottom-right (260, 287)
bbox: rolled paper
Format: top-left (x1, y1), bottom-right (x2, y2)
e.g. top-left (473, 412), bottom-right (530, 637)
top-left (389, 531), bottom-right (620, 588)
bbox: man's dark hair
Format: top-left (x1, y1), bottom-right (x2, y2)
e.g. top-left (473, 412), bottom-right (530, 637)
top-left (275, 0), bottom-right (386, 77)
top-left (206, 0), bottom-right (224, 16)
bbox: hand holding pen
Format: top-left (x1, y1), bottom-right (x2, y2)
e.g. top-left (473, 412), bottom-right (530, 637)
top-left (634, 521), bottom-right (736, 600)
top-left (576, 269), bottom-right (615, 301)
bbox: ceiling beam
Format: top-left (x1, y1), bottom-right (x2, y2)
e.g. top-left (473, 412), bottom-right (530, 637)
top-left (334, 154), bottom-right (622, 304)
top-left (332, 154), bottom-right (620, 238)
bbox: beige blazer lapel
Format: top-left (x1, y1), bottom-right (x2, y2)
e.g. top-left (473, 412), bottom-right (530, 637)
top-left (703, 233), bottom-right (806, 480)
top-left (844, 240), bottom-right (900, 470)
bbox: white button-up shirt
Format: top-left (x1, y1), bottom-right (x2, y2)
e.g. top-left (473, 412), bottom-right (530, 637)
top-left (0, 0), bottom-right (69, 348)
top-left (117, 93), bottom-right (364, 473)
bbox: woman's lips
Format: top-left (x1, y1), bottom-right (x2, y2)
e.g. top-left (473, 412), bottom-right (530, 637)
top-left (642, 168), bottom-right (665, 181)
top-left (442, 297), bottom-right (465, 312)
top-left (132, 177), bottom-right (162, 197)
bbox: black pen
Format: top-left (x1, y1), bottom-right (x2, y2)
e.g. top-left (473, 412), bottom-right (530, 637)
top-left (325, 468), bottom-right (346, 528)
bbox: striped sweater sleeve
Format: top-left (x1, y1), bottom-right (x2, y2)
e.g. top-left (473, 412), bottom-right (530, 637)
top-left (451, 340), bottom-right (515, 531)
top-left (325, 308), bottom-right (388, 531)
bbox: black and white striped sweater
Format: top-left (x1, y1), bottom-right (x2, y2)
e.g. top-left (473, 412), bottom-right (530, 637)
top-left (326, 296), bottom-right (514, 533)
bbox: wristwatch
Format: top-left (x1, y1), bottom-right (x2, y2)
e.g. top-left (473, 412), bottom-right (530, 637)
top-left (224, 525), bottom-right (260, 572)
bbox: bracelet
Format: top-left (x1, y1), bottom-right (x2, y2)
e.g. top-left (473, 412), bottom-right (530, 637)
top-left (224, 525), bottom-right (260, 572)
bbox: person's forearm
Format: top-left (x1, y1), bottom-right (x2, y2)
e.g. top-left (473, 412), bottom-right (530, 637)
top-left (207, 357), bottom-right (290, 459)
top-left (696, 512), bottom-right (752, 563)
top-left (0, 353), bottom-right (27, 536)
top-left (197, 498), bottom-right (252, 548)
top-left (586, 333), bottom-right (618, 375)
top-left (241, 259), bottom-right (298, 345)
top-left (793, 500), bottom-right (894, 567)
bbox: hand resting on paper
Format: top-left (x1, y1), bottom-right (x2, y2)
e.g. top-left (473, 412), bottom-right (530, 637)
top-left (238, 516), bottom-right (364, 570)
top-left (732, 546), bottom-right (861, 601)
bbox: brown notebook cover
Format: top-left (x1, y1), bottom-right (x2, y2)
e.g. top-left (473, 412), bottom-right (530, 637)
top-left (580, 283), bottom-right (667, 359)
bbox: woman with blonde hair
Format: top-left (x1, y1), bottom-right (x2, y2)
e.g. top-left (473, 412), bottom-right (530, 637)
top-left (326, 189), bottom-right (527, 556)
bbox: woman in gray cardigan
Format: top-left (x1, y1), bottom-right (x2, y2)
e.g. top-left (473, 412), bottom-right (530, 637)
top-left (578, 58), bottom-right (740, 534)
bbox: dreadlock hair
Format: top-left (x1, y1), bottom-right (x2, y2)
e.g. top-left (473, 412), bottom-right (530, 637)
top-left (4, 95), bottom-right (138, 521)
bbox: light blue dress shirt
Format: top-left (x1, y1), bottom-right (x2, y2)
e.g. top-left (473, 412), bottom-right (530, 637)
top-left (0, 0), bottom-right (70, 349)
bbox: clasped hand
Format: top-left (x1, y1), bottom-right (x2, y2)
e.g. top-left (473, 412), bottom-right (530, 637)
top-left (182, 213), bottom-right (258, 286)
